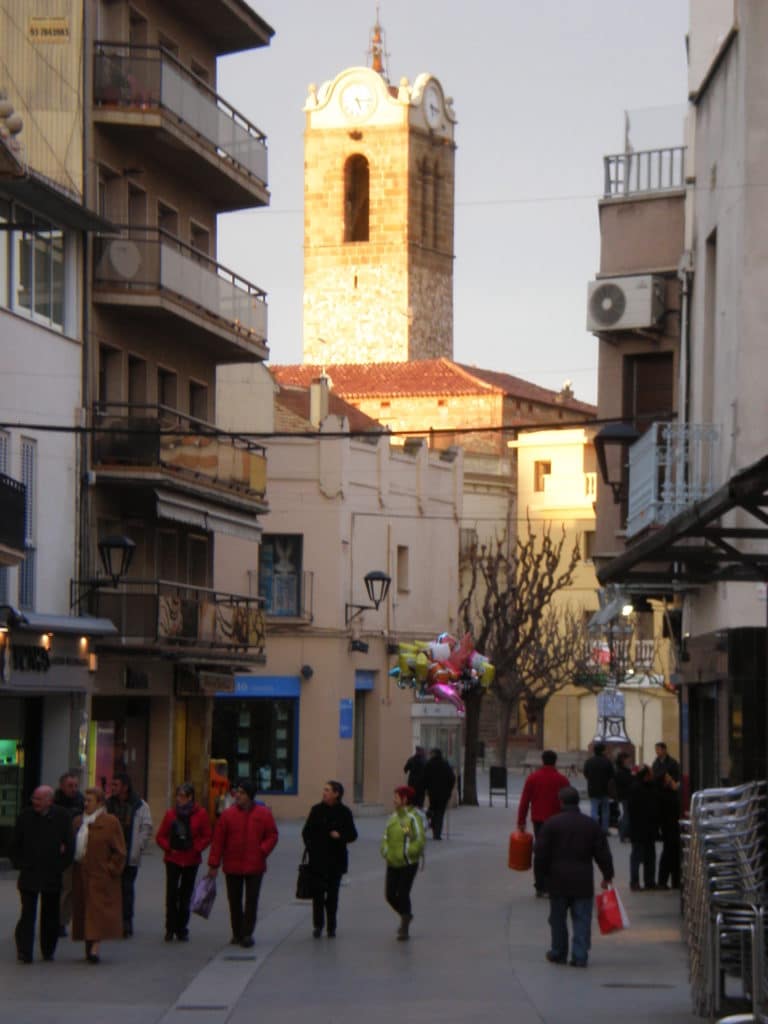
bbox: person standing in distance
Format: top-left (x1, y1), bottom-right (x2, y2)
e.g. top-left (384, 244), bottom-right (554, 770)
top-left (534, 786), bottom-right (614, 968)
top-left (582, 742), bottom-right (615, 835)
top-left (517, 750), bottom-right (570, 897)
top-left (423, 748), bottom-right (455, 840)
top-left (10, 785), bottom-right (74, 963)
top-left (403, 747), bottom-right (427, 808)
top-left (302, 780), bottom-right (357, 938)
top-left (207, 780), bottom-right (278, 948)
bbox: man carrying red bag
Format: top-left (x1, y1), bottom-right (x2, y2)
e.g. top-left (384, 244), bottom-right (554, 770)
top-left (534, 786), bottom-right (614, 968)
top-left (517, 750), bottom-right (570, 897)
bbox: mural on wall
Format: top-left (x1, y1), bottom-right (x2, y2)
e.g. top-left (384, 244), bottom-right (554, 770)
top-left (390, 632), bottom-right (494, 717)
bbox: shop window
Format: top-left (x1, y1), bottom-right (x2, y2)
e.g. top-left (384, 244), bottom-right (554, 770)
top-left (259, 535), bottom-right (302, 616)
top-left (344, 155), bottom-right (369, 242)
top-left (212, 698), bottom-right (298, 794)
top-left (533, 460), bottom-right (551, 493)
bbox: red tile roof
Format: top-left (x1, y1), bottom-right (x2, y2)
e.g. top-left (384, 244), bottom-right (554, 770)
top-left (271, 358), bottom-right (596, 415)
top-left (274, 384), bottom-right (383, 434)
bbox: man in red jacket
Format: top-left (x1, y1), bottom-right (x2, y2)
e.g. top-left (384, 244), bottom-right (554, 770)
top-left (517, 750), bottom-right (570, 897)
top-left (207, 780), bottom-right (279, 948)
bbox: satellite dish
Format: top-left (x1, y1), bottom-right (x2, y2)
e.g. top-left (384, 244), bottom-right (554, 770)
top-left (589, 281), bottom-right (626, 327)
top-left (108, 240), bottom-right (141, 280)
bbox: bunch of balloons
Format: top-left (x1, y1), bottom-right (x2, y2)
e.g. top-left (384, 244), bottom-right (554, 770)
top-left (389, 632), bottom-right (495, 716)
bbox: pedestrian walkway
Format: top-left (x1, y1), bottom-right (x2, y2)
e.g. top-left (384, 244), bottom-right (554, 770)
top-left (0, 774), bottom-right (698, 1024)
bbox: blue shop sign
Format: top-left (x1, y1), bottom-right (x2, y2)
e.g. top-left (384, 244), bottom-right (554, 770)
top-left (217, 675), bottom-right (301, 699)
top-left (339, 698), bottom-right (353, 739)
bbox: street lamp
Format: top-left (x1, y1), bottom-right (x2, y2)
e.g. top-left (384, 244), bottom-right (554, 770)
top-left (589, 588), bottom-right (634, 748)
top-left (345, 569), bottom-right (391, 626)
top-left (98, 535), bottom-right (136, 587)
top-left (593, 422), bottom-right (640, 503)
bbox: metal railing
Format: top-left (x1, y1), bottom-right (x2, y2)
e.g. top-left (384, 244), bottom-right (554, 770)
top-left (72, 577), bottom-right (265, 653)
top-left (93, 226), bottom-right (267, 342)
top-left (0, 473), bottom-right (25, 555)
top-left (626, 422), bottom-right (720, 539)
top-left (91, 402), bottom-right (266, 497)
top-left (93, 42), bottom-right (267, 186)
top-left (604, 146), bottom-right (686, 197)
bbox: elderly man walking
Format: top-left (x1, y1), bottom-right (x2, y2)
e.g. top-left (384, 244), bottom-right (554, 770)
top-left (534, 786), bottom-right (614, 968)
top-left (9, 785), bottom-right (74, 963)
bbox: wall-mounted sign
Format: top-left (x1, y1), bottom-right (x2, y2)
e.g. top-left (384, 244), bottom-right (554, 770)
top-left (28, 17), bottom-right (70, 43)
top-left (339, 698), bottom-right (353, 739)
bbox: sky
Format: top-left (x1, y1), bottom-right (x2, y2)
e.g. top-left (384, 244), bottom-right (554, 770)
top-left (217, 1), bottom-right (690, 406)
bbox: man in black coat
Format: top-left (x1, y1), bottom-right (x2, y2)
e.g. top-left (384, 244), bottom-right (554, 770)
top-left (9, 785), bottom-right (74, 963)
top-left (582, 742), bottom-right (615, 835)
top-left (301, 781), bottom-right (358, 938)
top-left (534, 786), bottom-right (614, 968)
top-left (627, 765), bottom-right (659, 891)
top-left (53, 771), bottom-right (84, 937)
top-left (403, 747), bottom-right (426, 808)
top-left (423, 748), bottom-right (455, 840)
top-left (652, 743), bottom-right (681, 889)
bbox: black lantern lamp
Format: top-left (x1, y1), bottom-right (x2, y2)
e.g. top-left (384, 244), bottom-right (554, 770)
top-left (593, 422), bottom-right (640, 503)
top-left (345, 569), bottom-right (391, 626)
top-left (98, 535), bottom-right (136, 587)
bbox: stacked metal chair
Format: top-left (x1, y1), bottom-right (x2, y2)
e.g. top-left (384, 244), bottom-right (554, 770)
top-left (681, 780), bottom-right (767, 1019)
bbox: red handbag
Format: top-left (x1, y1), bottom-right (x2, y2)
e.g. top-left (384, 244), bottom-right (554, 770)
top-left (595, 886), bottom-right (630, 934)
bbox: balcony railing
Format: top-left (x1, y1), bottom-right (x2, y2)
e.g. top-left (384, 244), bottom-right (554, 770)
top-left (92, 403), bottom-right (266, 498)
top-left (603, 146), bottom-right (686, 198)
top-left (626, 422), bottom-right (720, 539)
top-left (0, 472), bottom-right (25, 559)
top-left (73, 578), bottom-right (265, 654)
top-left (94, 43), bottom-right (267, 187)
top-left (93, 227), bottom-right (267, 344)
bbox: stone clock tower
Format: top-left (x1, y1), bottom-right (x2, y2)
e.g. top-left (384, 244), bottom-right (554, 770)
top-left (302, 24), bottom-right (457, 365)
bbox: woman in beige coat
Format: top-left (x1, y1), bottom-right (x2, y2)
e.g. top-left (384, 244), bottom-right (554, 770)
top-left (72, 787), bottom-right (126, 963)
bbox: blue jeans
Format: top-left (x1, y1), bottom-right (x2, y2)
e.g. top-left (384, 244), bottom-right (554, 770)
top-left (590, 797), bottom-right (611, 834)
top-left (549, 895), bottom-right (593, 965)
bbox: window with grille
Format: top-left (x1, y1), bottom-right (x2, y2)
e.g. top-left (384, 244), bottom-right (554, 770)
top-left (18, 437), bottom-right (36, 610)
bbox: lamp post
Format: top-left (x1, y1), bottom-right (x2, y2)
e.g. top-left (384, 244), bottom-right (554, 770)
top-left (345, 569), bottom-right (391, 626)
top-left (589, 589), bottom-right (634, 751)
top-left (97, 535), bottom-right (136, 586)
top-left (593, 422), bottom-right (640, 503)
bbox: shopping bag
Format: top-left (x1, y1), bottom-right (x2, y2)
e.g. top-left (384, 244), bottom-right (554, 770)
top-left (190, 874), bottom-right (217, 919)
top-left (507, 830), bottom-right (533, 871)
top-left (295, 849), bottom-right (313, 900)
top-left (596, 885), bottom-right (630, 934)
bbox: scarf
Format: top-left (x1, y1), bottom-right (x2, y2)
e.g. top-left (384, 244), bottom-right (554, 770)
top-left (75, 806), bottom-right (104, 862)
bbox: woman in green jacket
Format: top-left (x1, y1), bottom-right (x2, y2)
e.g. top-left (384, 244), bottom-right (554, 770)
top-left (381, 785), bottom-right (425, 940)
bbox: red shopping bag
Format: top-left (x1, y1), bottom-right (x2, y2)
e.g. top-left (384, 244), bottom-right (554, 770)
top-left (595, 886), bottom-right (630, 935)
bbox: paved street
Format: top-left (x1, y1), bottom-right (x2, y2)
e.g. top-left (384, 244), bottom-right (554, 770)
top-left (0, 774), bottom-right (698, 1024)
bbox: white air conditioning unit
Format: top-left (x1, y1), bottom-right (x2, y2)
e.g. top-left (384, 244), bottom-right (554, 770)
top-left (587, 274), bottom-right (665, 332)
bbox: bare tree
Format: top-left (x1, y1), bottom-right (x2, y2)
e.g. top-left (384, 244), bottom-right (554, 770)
top-left (458, 521), bottom-right (595, 805)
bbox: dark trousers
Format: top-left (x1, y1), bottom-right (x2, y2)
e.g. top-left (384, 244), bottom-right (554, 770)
top-left (549, 895), bottom-right (593, 965)
top-left (658, 823), bottom-right (681, 887)
top-left (165, 863), bottom-right (199, 937)
top-left (225, 872), bottom-right (263, 940)
top-left (312, 871), bottom-right (342, 933)
top-left (630, 840), bottom-right (656, 888)
top-left (385, 863), bottom-right (419, 918)
top-left (16, 889), bottom-right (60, 960)
top-left (428, 800), bottom-right (448, 839)
top-left (532, 820), bottom-right (546, 893)
top-left (121, 864), bottom-right (139, 926)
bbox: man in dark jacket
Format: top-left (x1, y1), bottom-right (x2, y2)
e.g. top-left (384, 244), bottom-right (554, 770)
top-left (423, 748), bottom-right (455, 840)
top-left (627, 766), bottom-right (658, 891)
top-left (403, 747), bottom-right (426, 808)
top-left (652, 743), bottom-right (681, 889)
top-left (10, 785), bottom-right (74, 963)
top-left (54, 771), bottom-right (84, 937)
top-left (534, 786), bottom-right (614, 968)
top-left (582, 742), bottom-right (615, 835)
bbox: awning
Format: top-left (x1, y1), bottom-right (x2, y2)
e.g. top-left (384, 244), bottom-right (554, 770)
top-left (0, 170), bottom-right (116, 233)
top-left (156, 489), bottom-right (263, 543)
top-left (598, 452), bottom-right (768, 588)
top-left (14, 611), bottom-right (118, 637)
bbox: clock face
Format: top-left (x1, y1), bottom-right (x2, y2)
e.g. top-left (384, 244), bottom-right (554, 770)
top-left (423, 82), bottom-right (442, 128)
top-left (341, 81), bottom-right (375, 120)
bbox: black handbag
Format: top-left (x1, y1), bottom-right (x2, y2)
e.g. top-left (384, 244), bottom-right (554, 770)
top-left (296, 848), bottom-right (313, 900)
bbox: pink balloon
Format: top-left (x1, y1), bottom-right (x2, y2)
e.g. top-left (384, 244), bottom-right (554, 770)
top-left (427, 681), bottom-right (466, 716)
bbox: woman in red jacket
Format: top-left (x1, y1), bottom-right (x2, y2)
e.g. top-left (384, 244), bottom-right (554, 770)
top-left (206, 779), bottom-right (279, 948)
top-left (156, 783), bottom-right (212, 942)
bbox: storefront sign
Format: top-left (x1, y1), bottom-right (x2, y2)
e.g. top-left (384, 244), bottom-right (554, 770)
top-left (218, 676), bottom-right (301, 699)
top-left (339, 698), bottom-right (353, 739)
top-left (12, 645), bottom-right (50, 673)
top-left (28, 17), bottom-right (71, 43)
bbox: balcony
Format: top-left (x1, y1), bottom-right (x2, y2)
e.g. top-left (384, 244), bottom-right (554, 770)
top-left (626, 422), bottom-right (720, 539)
top-left (93, 227), bottom-right (268, 362)
top-left (73, 579), bottom-right (265, 657)
top-left (92, 402), bottom-right (267, 512)
top-left (0, 473), bottom-right (25, 566)
top-left (93, 43), bottom-right (268, 210)
top-left (603, 146), bottom-right (686, 198)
